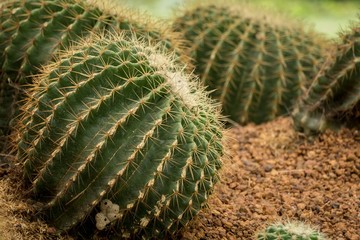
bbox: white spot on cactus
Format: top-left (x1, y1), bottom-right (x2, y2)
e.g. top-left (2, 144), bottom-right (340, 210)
top-left (96, 221), bottom-right (108, 231)
top-left (100, 199), bottom-right (112, 212)
top-left (95, 212), bottom-right (110, 230)
top-left (107, 212), bottom-right (121, 222)
top-left (106, 203), bottom-right (120, 215)
top-left (96, 200), bottom-right (122, 229)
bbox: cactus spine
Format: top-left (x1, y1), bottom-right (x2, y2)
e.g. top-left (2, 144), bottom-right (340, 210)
top-left (172, 3), bottom-right (328, 125)
top-left (17, 32), bottom-right (224, 238)
top-left (255, 221), bottom-right (326, 240)
top-left (292, 18), bottom-right (360, 134)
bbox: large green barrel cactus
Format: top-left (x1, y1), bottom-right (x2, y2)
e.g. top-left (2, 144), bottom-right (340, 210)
top-left (256, 221), bottom-right (326, 240)
top-left (172, 3), bottom-right (329, 125)
top-left (17, 32), bottom-right (224, 238)
top-left (292, 18), bottom-right (360, 135)
top-left (0, 0), bottom-right (184, 143)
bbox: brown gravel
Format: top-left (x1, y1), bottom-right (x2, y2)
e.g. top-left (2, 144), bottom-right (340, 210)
top-left (181, 117), bottom-right (360, 240)
top-left (0, 117), bottom-right (359, 239)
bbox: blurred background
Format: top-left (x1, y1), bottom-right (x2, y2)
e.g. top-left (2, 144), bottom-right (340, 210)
top-left (121, 0), bottom-right (359, 38)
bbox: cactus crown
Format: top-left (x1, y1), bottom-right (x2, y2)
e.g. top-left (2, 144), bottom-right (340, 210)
top-left (172, 2), bottom-right (328, 125)
top-left (17, 31), bottom-right (224, 238)
top-left (292, 17), bottom-right (360, 134)
top-left (256, 221), bottom-right (326, 240)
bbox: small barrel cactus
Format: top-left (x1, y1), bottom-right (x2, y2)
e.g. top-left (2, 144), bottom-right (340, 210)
top-left (172, 3), bottom-right (329, 125)
top-left (256, 221), bottom-right (326, 240)
top-left (292, 18), bottom-right (360, 135)
top-left (17, 32), bottom-right (224, 238)
top-left (0, 0), bottom-right (184, 143)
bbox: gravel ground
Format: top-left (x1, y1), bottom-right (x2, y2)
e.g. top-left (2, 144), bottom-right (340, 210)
top-left (181, 117), bottom-right (360, 240)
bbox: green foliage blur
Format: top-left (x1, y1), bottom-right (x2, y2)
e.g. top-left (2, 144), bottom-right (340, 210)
top-left (121, 0), bottom-right (359, 38)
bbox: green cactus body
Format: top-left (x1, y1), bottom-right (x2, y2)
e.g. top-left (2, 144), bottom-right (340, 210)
top-left (172, 4), bottom-right (328, 124)
top-left (17, 33), bottom-right (223, 238)
top-left (256, 221), bottom-right (326, 240)
top-left (0, 0), bottom-right (184, 143)
top-left (292, 19), bottom-right (360, 134)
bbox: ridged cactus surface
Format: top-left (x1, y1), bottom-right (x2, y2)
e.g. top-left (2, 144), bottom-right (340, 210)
top-left (172, 4), bottom-right (328, 124)
top-left (0, 0), bottom-right (184, 144)
top-left (17, 33), bottom-right (223, 238)
top-left (292, 19), bottom-right (360, 134)
top-left (256, 221), bottom-right (325, 240)
top-left (0, 0), bottom-right (182, 82)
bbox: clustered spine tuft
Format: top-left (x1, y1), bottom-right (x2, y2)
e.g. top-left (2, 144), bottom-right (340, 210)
top-left (172, 3), bottom-right (329, 125)
top-left (292, 18), bottom-right (360, 135)
top-left (17, 32), bottom-right (224, 238)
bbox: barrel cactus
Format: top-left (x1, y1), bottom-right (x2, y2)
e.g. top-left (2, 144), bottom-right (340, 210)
top-left (17, 32), bottom-right (224, 238)
top-left (292, 18), bottom-right (360, 135)
top-left (256, 221), bottom-right (326, 240)
top-left (0, 0), bottom-right (184, 143)
top-left (172, 3), bottom-right (329, 125)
